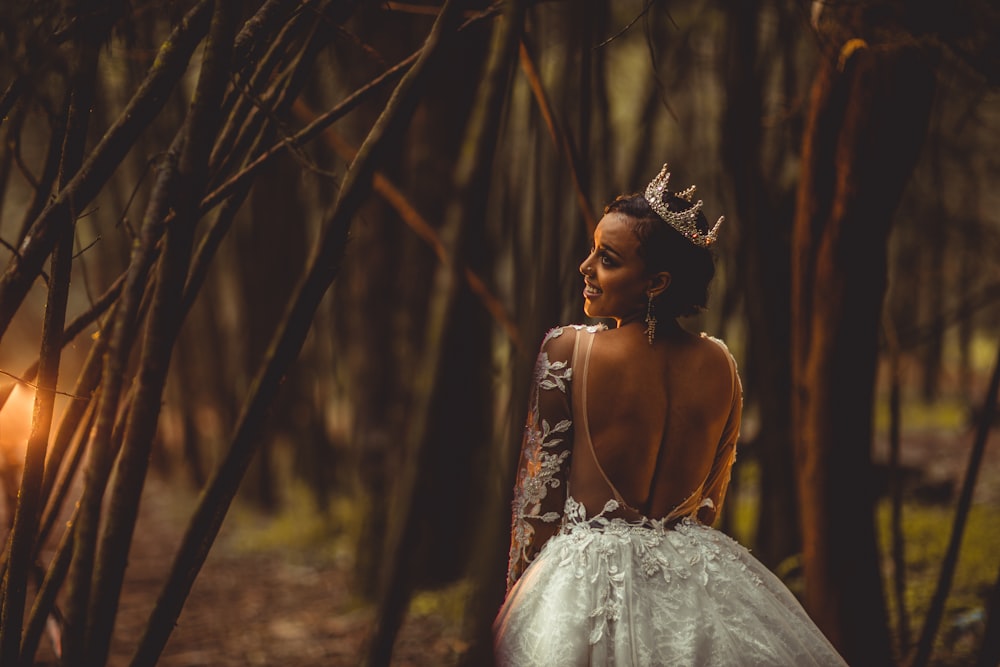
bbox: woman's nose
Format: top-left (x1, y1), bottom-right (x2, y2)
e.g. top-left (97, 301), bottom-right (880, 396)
top-left (579, 254), bottom-right (591, 276)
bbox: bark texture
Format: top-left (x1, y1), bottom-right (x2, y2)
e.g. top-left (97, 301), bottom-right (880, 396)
top-left (792, 34), bottom-right (936, 666)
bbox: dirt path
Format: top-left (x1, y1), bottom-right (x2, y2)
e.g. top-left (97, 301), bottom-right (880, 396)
top-left (30, 479), bottom-right (465, 667)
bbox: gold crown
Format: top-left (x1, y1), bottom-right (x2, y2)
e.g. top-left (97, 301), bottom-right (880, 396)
top-left (644, 163), bottom-right (724, 248)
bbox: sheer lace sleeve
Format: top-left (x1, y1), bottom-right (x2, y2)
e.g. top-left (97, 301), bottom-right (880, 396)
top-left (697, 335), bottom-right (743, 526)
top-left (506, 326), bottom-right (582, 592)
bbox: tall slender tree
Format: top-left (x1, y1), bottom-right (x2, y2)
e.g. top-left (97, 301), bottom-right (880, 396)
top-left (792, 5), bottom-right (936, 663)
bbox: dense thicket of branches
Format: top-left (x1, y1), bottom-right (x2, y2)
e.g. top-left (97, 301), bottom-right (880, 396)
top-left (0, 1), bottom-right (997, 665)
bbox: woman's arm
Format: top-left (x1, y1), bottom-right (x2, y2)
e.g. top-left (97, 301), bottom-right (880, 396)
top-left (506, 327), bottom-right (577, 592)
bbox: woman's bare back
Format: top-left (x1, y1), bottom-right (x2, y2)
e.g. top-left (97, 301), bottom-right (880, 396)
top-left (569, 324), bottom-right (739, 521)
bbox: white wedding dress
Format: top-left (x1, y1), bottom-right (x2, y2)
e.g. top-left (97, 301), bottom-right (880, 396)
top-left (493, 325), bottom-right (847, 666)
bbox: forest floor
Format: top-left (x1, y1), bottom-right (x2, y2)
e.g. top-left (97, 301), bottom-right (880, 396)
top-left (30, 477), bottom-right (467, 667)
top-left (26, 407), bottom-right (1000, 667)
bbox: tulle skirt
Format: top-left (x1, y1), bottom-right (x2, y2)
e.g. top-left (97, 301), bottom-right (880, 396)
top-left (493, 517), bottom-right (848, 667)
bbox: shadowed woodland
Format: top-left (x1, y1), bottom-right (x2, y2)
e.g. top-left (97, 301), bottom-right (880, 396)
top-left (0, 0), bottom-right (998, 665)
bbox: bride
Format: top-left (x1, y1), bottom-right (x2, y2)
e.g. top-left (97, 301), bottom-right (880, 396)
top-left (493, 165), bottom-right (848, 666)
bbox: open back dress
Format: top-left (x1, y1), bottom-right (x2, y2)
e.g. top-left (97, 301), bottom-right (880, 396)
top-left (493, 325), bottom-right (848, 666)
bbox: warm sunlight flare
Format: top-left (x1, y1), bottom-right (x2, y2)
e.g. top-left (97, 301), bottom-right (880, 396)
top-left (0, 382), bottom-right (33, 520)
top-left (0, 382), bottom-right (33, 463)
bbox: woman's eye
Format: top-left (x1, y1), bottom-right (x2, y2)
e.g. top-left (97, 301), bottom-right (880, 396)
top-left (599, 252), bottom-right (613, 266)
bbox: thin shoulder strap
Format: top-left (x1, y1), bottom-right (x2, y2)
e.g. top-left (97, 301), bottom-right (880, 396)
top-left (575, 330), bottom-right (629, 508)
top-left (570, 327), bottom-right (584, 375)
top-left (577, 330), bottom-right (595, 448)
top-left (705, 334), bottom-right (739, 399)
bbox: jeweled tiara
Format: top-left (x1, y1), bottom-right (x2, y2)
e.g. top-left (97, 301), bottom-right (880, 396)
top-left (644, 163), bottom-right (724, 248)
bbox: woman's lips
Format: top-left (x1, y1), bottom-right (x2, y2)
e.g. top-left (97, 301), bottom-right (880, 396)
top-left (583, 283), bottom-right (602, 297)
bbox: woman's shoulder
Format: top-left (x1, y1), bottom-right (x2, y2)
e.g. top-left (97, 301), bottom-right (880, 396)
top-left (543, 322), bottom-right (607, 341)
top-left (697, 332), bottom-right (742, 397)
top-left (539, 324), bottom-right (607, 361)
top-left (698, 332), bottom-right (738, 367)
top-left (539, 322), bottom-right (606, 350)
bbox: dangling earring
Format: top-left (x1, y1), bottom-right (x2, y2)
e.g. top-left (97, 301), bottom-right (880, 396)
top-left (645, 293), bottom-right (657, 345)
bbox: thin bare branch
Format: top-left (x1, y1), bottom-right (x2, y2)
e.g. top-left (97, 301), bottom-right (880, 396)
top-left (84, 1), bottom-right (239, 662)
top-left (367, 0), bottom-right (524, 661)
top-left (291, 101), bottom-right (523, 352)
top-left (909, 337), bottom-right (1000, 666)
top-left (0, 0), bottom-right (212, 344)
top-left (882, 311), bottom-right (910, 653)
top-left (0, 371), bottom-right (89, 400)
top-left (0, 77), bottom-right (25, 127)
top-left (61, 136), bottom-right (182, 665)
top-left (594, 0), bottom-right (655, 49)
top-left (197, 0), bottom-right (501, 218)
top-left (0, 30), bottom-right (98, 662)
top-left (129, 1), bottom-right (466, 662)
top-left (0, 270), bottom-right (125, 414)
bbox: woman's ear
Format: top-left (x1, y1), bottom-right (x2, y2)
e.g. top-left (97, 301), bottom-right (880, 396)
top-left (648, 271), bottom-right (671, 299)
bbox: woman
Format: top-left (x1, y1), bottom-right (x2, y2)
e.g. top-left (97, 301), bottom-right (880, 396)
top-left (493, 165), bottom-right (847, 666)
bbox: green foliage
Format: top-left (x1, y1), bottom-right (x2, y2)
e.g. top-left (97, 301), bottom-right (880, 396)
top-left (409, 579), bottom-right (471, 622)
top-left (877, 501), bottom-right (999, 665)
top-left (225, 482), bottom-right (349, 566)
top-left (727, 457), bottom-right (761, 547)
top-left (873, 399), bottom-right (969, 433)
top-left (719, 458), bottom-right (998, 665)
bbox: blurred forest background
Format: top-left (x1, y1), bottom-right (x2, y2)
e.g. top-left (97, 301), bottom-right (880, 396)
top-left (0, 0), bottom-right (998, 666)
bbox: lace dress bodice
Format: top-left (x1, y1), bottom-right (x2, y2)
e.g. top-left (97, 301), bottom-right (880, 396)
top-left (493, 326), bottom-right (846, 667)
top-left (506, 324), bottom-right (742, 591)
top-left (497, 325), bottom-right (847, 667)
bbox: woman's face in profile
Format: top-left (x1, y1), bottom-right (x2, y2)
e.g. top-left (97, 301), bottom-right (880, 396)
top-left (579, 212), bottom-right (649, 322)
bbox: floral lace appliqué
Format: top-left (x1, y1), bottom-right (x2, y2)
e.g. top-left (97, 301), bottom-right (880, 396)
top-left (507, 323), bottom-right (612, 590)
top-left (507, 328), bottom-right (574, 589)
top-left (552, 494), bottom-right (763, 646)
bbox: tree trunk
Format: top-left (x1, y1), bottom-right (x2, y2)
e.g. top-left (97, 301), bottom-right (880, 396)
top-left (127, 2), bottom-right (464, 661)
top-left (791, 35), bottom-right (935, 665)
top-left (721, 0), bottom-right (800, 568)
top-left (235, 150), bottom-right (307, 511)
top-left (60, 134), bottom-right (181, 667)
top-left (80, 4), bottom-right (238, 664)
top-left (0, 28), bottom-right (98, 661)
top-left (365, 0), bottom-right (515, 661)
top-left (921, 113), bottom-right (947, 401)
top-left (978, 558), bottom-right (1000, 667)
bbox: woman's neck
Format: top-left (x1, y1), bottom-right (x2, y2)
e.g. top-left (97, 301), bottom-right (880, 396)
top-left (616, 312), bottom-right (645, 328)
top-left (614, 314), bottom-right (682, 337)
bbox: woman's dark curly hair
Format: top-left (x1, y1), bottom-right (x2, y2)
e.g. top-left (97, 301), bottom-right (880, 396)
top-left (604, 192), bottom-right (716, 318)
